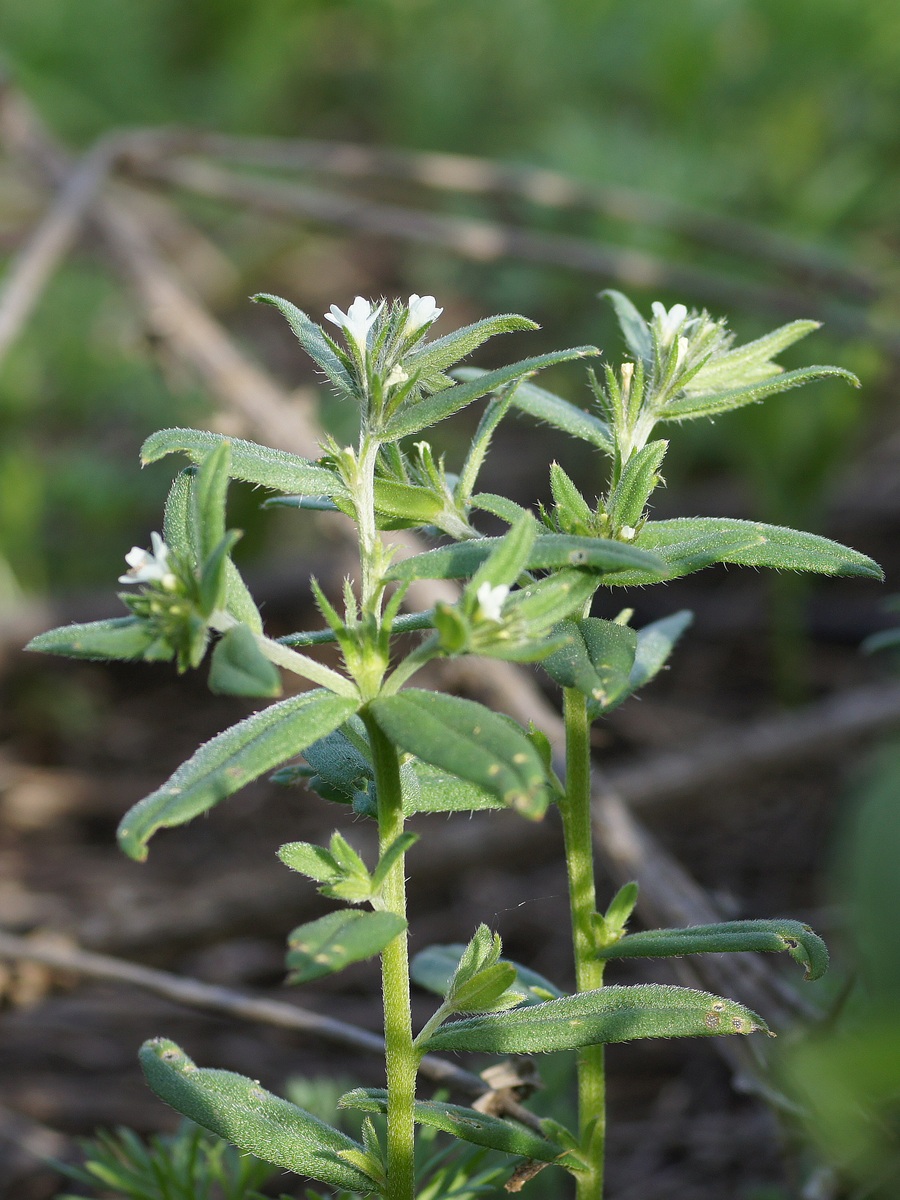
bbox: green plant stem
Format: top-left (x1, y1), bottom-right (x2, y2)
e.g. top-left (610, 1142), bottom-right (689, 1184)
top-left (362, 710), bottom-right (416, 1200)
top-left (560, 686), bottom-right (606, 1199)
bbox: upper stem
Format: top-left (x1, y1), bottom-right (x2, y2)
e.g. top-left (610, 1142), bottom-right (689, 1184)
top-left (559, 686), bottom-right (606, 1200)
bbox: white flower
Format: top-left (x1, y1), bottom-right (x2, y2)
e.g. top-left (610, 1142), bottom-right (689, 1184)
top-left (405, 294), bottom-right (442, 336)
top-left (475, 581), bottom-right (509, 623)
top-left (324, 296), bottom-right (383, 352)
top-left (119, 532), bottom-right (177, 589)
top-left (386, 364), bottom-right (409, 387)
top-left (651, 301), bottom-right (688, 348)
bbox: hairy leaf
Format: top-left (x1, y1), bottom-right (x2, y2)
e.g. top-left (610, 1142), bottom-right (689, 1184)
top-left (285, 910), bottom-right (407, 983)
top-left (208, 625), bottom-right (282, 698)
top-left (412, 943), bottom-right (565, 1006)
top-left (386, 533), bottom-right (664, 584)
top-left (381, 347), bottom-right (599, 441)
top-left (118, 690), bottom-right (358, 860)
top-left (142, 428), bottom-right (343, 498)
top-left (601, 289), bottom-right (653, 363)
top-left (371, 690), bottom-right (550, 819)
top-left (635, 518), bottom-right (882, 580)
top-left (341, 1090), bottom-right (569, 1166)
top-left (27, 617), bottom-right (160, 663)
top-left (139, 1039), bottom-right (374, 1192)
top-left (420, 984), bottom-right (769, 1053)
top-left (662, 364), bottom-right (859, 421)
top-left (456, 369), bottom-right (614, 453)
top-left (596, 919), bottom-right (829, 981)
top-left (405, 313), bottom-right (538, 382)
top-left (252, 294), bottom-right (356, 394)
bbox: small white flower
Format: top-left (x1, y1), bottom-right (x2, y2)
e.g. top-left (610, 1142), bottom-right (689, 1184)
top-left (619, 525), bottom-right (637, 542)
top-left (405, 294), bottom-right (442, 336)
top-left (386, 364), bottom-right (409, 387)
top-left (475, 581), bottom-right (509, 623)
top-left (119, 532), bottom-right (177, 589)
top-left (324, 296), bottom-right (383, 352)
top-left (651, 301), bottom-right (688, 348)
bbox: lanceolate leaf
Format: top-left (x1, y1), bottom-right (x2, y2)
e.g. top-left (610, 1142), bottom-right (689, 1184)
top-left (252, 294), bottom-right (356, 394)
top-left (406, 313), bottom-right (539, 383)
top-left (164, 469), bottom-right (263, 633)
top-left (455, 370), bottom-right (614, 453)
top-left (684, 320), bottom-right (821, 392)
top-left (370, 690), bottom-right (550, 819)
top-left (139, 1040), bottom-right (375, 1193)
top-left (142, 428), bottom-right (344, 498)
top-left (419, 984), bottom-right (769, 1054)
top-left (634, 518), bottom-right (882, 580)
top-left (596, 920), bottom-right (829, 981)
top-left (208, 625), bottom-right (282, 698)
top-left (118, 690), bottom-right (358, 860)
top-left (412, 943), bottom-right (566, 1005)
top-left (340, 1090), bottom-right (570, 1166)
top-left (386, 534), bottom-right (664, 584)
top-left (606, 439), bottom-right (668, 530)
top-left (542, 619), bottom-right (637, 709)
top-left (601, 289), bottom-right (653, 364)
top-left (26, 616), bottom-right (160, 662)
top-left (285, 910), bottom-right (407, 983)
top-left (662, 364), bottom-right (859, 422)
top-left (381, 347), bottom-right (599, 441)
top-left (628, 610), bottom-right (693, 695)
top-left (402, 761), bottom-right (505, 815)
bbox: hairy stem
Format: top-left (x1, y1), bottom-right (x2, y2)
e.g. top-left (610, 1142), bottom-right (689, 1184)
top-left (363, 710), bottom-right (416, 1200)
top-left (560, 686), bottom-right (606, 1199)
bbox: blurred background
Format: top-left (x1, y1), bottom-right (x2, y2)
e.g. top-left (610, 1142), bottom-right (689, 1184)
top-left (0, 2), bottom-right (899, 1198)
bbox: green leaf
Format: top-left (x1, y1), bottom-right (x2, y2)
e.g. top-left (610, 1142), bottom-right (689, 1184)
top-left (685, 319), bottom-right (821, 392)
top-left (370, 690), bottom-right (550, 819)
top-left (142, 428), bottom-right (344, 498)
top-left (456, 370), bottom-right (614, 454)
top-left (193, 440), bottom-right (231, 560)
top-left (448, 961), bottom-right (525, 1014)
top-left (26, 616), bottom-right (162, 663)
top-left (606, 440), bottom-right (668, 530)
top-left (117, 690), bottom-right (358, 861)
top-left (372, 478), bottom-right (443, 523)
top-left (385, 533), bottom-right (665, 584)
top-left (208, 625), bottom-right (282, 697)
top-left (165, 469), bottom-right (263, 634)
top-left (662, 364), bottom-right (859, 422)
top-left (299, 720), bottom-right (374, 805)
top-left (635, 518), bottom-right (882, 580)
top-left (405, 313), bottom-right (538, 383)
top-left (198, 529), bottom-right (241, 617)
top-left (252, 294), bottom-right (356, 394)
top-left (381, 347), bottom-right (599, 441)
top-left (278, 840), bottom-right (340, 884)
top-left (285, 910), bottom-right (407, 983)
top-left (549, 463), bottom-right (595, 532)
top-left (542, 618), bottom-right (637, 709)
top-left (603, 882), bottom-right (639, 937)
top-left (470, 492), bottom-right (530, 526)
top-left (340, 1091), bottom-right (570, 1167)
top-left (596, 919), bottom-right (829, 981)
top-left (412, 943), bottom-right (565, 1006)
top-left (402, 761), bottom-right (505, 815)
top-left (601, 289), bottom-right (653, 363)
top-left (370, 832), bottom-right (419, 892)
top-left (138, 1039), bottom-right (375, 1193)
top-left (468, 512), bottom-right (537, 593)
top-left (420, 984), bottom-right (769, 1054)
top-left (628, 610), bottom-right (692, 694)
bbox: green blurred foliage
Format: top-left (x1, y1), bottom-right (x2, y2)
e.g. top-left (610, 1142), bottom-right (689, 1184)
top-left (0, 0), bottom-right (895, 596)
top-left (780, 741), bottom-right (900, 1198)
